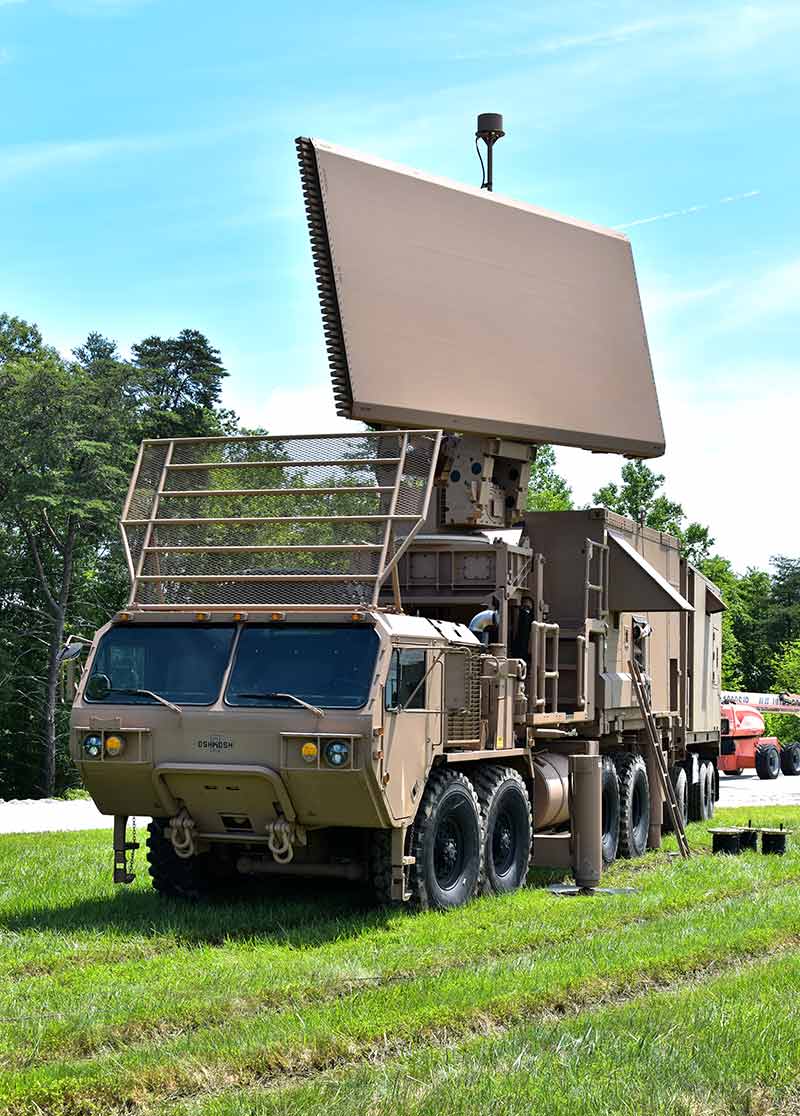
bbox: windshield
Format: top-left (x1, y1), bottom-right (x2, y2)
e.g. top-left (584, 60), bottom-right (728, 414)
top-left (86, 624), bottom-right (236, 706)
top-left (226, 624), bottom-right (378, 709)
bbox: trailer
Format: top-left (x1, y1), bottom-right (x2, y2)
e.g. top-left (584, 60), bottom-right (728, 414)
top-left (68, 125), bottom-right (722, 909)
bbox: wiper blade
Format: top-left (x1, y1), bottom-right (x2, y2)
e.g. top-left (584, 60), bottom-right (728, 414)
top-left (115, 688), bottom-right (182, 715)
top-left (234, 691), bottom-right (325, 717)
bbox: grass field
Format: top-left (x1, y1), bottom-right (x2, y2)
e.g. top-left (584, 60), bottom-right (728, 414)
top-left (1, 806), bottom-right (799, 1116)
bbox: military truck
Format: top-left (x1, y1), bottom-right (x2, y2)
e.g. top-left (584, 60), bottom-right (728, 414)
top-left (69, 135), bottom-right (722, 908)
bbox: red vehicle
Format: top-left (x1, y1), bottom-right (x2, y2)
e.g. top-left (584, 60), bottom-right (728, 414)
top-left (720, 693), bottom-right (800, 780)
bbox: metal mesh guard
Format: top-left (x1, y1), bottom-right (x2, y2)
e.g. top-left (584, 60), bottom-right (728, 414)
top-left (121, 430), bottom-right (442, 609)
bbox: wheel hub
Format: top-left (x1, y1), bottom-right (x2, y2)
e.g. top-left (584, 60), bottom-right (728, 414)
top-left (493, 811), bottom-right (515, 874)
top-left (434, 818), bottom-right (464, 888)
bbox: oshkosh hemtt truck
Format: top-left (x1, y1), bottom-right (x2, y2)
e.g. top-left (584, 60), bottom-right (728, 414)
top-left (69, 136), bottom-right (722, 908)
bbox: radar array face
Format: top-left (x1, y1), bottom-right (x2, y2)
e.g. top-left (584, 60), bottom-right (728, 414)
top-left (296, 137), bottom-right (665, 458)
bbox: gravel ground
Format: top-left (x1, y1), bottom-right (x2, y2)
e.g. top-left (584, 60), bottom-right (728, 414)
top-left (717, 770), bottom-right (800, 808)
top-left (1, 768), bottom-right (799, 834)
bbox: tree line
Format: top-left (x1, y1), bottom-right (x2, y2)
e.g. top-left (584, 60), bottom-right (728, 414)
top-left (0, 313), bottom-right (234, 798)
top-left (0, 312), bottom-right (797, 798)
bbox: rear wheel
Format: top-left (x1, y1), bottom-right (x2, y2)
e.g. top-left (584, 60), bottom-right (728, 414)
top-left (409, 769), bottom-right (483, 910)
top-left (688, 758), bottom-right (713, 821)
top-left (614, 752), bottom-right (650, 859)
top-left (780, 743), bottom-right (800, 777)
top-left (704, 762), bottom-right (716, 820)
top-left (601, 756), bottom-right (620, 865)
top-left (664, 765), bottom-right (688, 831)
top-left (756, 743), bottom-right (781, 781)
top-left (474, 766), bottom-right (532, 895)
top-left (146, 819), bottom-right (232, 901)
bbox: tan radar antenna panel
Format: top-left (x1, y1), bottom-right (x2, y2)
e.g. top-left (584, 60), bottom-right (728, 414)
top-left (296, 137), bottom-right (664, 458)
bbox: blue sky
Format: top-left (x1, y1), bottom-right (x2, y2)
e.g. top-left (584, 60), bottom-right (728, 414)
top-left (1, 0), bottom-right (798, 569)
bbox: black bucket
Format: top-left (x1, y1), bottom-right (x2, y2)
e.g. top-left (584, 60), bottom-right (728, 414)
top-left (712, 830), bottom-right (742, 856)
top-left (738, 828), bottom-right (758, 851)
top-left (762, 830), bottom-right (788, 856)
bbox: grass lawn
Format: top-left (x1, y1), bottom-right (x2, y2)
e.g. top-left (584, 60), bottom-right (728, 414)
top-left (0, 805), bottom-right (799, 1115)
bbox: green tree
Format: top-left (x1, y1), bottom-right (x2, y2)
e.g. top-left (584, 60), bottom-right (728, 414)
top-left (527, 445), bottom-right (573, 512)
top-left (593, 459), bottom-right (713, 563)
top-left (764, 639), bottom-right (800, 746)
top-left (732, 567), bottom-right (774, 692)
top-left (132, 329), bottom-right (236, 439)
top-left (699, 555), bottom-right (743, 689)
top-left (766, 557), bottom-right (800, 648)
top-left (0, 317), bottom-right (236, 796)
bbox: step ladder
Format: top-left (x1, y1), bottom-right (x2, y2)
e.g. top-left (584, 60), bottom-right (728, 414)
top-left (629, 657), bottom-right (691, 860)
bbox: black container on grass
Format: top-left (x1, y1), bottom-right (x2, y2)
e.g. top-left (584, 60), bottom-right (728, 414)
top-left (711, 829), bottom-right (742, 856)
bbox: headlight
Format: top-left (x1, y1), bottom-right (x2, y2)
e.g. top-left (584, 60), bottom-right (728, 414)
top-left (104, 733), bottom-right (126, 757)
top-left (83, 734), bottom-right (102, 759)
top-left (324, 739), bottom-right (350, 767)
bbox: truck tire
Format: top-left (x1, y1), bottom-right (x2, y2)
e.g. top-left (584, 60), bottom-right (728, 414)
top-left (664, 765), bottom-right (688, 832)
top-left (704, 762), bottom-right (716, 820)
top-left (409, 768), bottom-right (483, 911)
top-left (369, 830), bottom-right (396, 905)
top-left (687, 757), bottom-right (712, 821)
top-left (755, 743), bottom-right (781, 781)
top-left (146, 818), bottom-right (231, 901)
top-left (614, 752), bottom-right (650, 859)
top-left (780, 743), bottom-right (800, 777)
top-left (474, 765), bottom-right (532, 895)
top-left (601, 756), bottom-right (620, 865)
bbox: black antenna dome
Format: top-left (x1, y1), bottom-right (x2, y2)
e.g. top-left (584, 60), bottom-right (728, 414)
top-left (475, 112), bottom-right (505, 191)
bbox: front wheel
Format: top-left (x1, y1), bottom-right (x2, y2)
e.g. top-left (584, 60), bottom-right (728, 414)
top-left (409, 769), bottom-right (483, 910)
top-left (146, 819), bottom-right (232, 901)
top-left (474, 766), bottom-right (532, 895)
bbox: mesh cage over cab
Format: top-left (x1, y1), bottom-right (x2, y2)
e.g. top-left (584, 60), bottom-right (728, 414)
top-left (121, 430), bottom-right (442, 609)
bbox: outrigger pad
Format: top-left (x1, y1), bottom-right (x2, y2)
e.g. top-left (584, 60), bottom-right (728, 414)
top-left (296, 136), bottom-right (664, 458)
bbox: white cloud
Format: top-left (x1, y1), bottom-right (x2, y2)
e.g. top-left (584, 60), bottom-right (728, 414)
top-left (615, 190), bottom-right (760, 231)
top-left (0, 120), bottom-right (257, 185)
top-left (557, 363), bottom-right (800, 571)
top-left (730, 257), bottom-right (800, 325)
top-left (0, 135), bottom-right (171, 185)
top-left (225, 379), bottom-right (359, 438)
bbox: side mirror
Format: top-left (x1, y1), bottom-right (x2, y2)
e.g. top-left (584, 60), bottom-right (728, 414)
top-left (85, 673), bottom-right (111, 700)
top-left (444, 653), bottom-right (469, 713)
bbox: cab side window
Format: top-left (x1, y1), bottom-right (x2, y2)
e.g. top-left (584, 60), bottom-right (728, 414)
top-left (385, 649), bottom-right (426, 710)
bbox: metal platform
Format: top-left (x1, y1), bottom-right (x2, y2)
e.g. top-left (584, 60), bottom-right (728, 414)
top-left (121, 429), bottom-right (442, 610)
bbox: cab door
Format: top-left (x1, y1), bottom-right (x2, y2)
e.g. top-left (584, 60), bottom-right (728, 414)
top-left (382, 647), bottom-right (438, 822)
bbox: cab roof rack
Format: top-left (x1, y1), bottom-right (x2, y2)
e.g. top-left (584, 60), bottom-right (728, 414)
top-left (120, 429), bottom-right (441, 611)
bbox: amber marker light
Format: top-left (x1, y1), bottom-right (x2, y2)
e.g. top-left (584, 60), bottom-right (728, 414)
top-left (270, 612), bottom-right (285, 621)
top-left (301, 741), bottom-right (318, 763)
top-left (104, 734), bottom-right (126, 757)
top-left (195, 611), bottom-right (210, 621)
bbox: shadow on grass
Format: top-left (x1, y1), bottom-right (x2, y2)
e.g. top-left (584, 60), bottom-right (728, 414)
top-left (0, 876), bottom-right (397, 947)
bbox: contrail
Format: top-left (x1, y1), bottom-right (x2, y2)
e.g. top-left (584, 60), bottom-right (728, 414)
top-left (615, 190), bottom-right (760, 230)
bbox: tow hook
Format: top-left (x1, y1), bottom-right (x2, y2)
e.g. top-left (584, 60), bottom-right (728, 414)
top-left (266, 819), bottom-right (307, 864)
top-left (167, 806), bottom-right (197, 859)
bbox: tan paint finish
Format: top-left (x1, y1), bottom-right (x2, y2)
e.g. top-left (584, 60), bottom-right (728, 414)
top-left (310, 140), bottom-right (664, 457)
